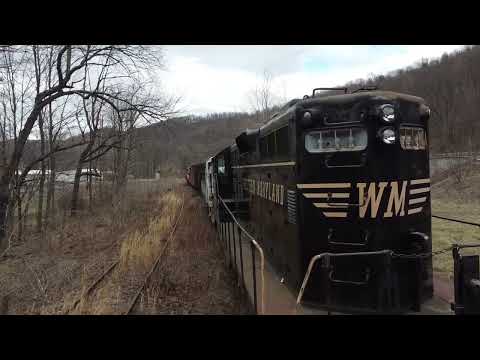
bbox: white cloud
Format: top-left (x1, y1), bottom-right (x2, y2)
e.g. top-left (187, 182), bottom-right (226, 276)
top-left (159, 45), bottom-right (466, 115)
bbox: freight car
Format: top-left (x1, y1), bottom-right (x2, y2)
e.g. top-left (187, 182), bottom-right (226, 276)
top-left (187, 87), bottom-right (480, 314)
top-left (185, 162), bottom-right (204, 191)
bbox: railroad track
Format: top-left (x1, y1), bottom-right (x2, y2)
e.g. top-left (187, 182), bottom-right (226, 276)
top-left (66, 192), bottom-right (186, 315)
top-left (124, 193), bottom-right (185, 315)
top-left (66, 258), bottom-right (119, 314)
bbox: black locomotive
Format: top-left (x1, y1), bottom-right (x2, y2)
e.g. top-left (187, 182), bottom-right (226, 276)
top-left (189, 87), bottom-right (438, 313)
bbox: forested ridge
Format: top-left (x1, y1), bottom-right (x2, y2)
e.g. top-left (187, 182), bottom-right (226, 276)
top-left (344, 45), bottom-right (480, 153)
top-left (139, 45), bottom-right (480, 173)
top-left (18, 45), bottom-right (480, 177)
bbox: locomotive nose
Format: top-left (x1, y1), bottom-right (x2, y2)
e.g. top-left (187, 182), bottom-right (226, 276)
top-left (407, 232), bottom-right (429, 253)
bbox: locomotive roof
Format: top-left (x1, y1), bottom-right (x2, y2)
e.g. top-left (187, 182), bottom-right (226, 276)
top-left (305, 90), bottom-right (425, 107)
top-left (217, 90), bottom-right (428, 158)
top-left (258, 90), bottom-right (426, 136)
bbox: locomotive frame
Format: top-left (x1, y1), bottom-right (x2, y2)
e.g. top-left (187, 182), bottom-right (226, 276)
top-left (185, 88), bottom-right (478, 314)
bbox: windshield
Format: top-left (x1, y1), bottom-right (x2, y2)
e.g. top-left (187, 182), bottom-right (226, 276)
top-left (305, 127), bottom-right (368, 153)
top-left (400, 126), bottom-right (427, 150)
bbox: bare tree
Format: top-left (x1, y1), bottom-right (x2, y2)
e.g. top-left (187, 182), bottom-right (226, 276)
top-left (0, 45), bottom-right (169, 248)
top-left (33, 46), bottom-right (47, 233)
top-left (248, 69), bottom-right (278, 124)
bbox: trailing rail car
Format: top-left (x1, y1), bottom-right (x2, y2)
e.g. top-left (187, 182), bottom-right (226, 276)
top-left (186, 87), bottom-right (479, 314)
top-left (185, 162), bottom-right (204, 191)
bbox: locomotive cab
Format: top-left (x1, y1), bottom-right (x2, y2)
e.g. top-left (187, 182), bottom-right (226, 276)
top-left (296, 90), bottom-right (433, 312)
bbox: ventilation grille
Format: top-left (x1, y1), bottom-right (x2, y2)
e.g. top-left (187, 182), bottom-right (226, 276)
top-left (287, 190), bottom-right (297, 224)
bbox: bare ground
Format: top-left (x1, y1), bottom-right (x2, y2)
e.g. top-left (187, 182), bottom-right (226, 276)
top-left (0, 178), bottom-right (250, 315)
top-left (133, 189), bottom-right (251, 315)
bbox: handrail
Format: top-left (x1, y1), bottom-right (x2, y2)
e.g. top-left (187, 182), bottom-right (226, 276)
top-left (218, 195), bottom-right (266, 315)
top-left (296, 250), bottom-right (392, 305)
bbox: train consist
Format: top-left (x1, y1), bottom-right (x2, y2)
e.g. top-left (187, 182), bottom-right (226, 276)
top-left (186, 87), bottom-right (479, 314)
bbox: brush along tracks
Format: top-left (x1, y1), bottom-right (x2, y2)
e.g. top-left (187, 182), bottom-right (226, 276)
top-left (66, 191), bottom-right (185, 315)
top-left (66, 258), bottom-right (119, 314)
top-left (123, 192), bottom-right (185, 315)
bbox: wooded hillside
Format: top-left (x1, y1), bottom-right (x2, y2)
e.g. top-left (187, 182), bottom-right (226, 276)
top-left (344, 45), bottom-right (480, 153)
top-left (20, 45), bottom-right (480, 176)
top-left (140, 45), bottom-right (480, 172)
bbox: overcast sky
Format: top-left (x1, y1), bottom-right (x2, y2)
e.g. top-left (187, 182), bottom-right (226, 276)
top-left (158, 45), bottom-right (465, 116)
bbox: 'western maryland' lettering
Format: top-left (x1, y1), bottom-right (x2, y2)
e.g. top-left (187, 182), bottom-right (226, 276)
top-left (243, 178), bottom-right (284, 206)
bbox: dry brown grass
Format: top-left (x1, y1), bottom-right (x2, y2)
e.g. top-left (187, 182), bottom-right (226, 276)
top-left (1, 178), bottom-right (249, 315)
top-left (0, 177), bottom-right (180, 315)
top-left (136, 191), bottom-right (250, 315)
top-left (118, 190), bottom-right (183, 274)
top-left (69, 186), bottom-right (187, 315)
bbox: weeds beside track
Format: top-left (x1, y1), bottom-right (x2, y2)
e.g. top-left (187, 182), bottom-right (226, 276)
top-left (66, 190), bottom-right (185, 315)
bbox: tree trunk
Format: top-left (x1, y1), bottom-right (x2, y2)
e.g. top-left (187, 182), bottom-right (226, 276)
top-left (0, 183), bottom-right (10, 249)
top-left (71, 141), bottom-right (93, 217)
top-left (45, 154), bottom-right (56, 226)
top-left (16, 185), bottom-right (22, 243)
top-left (45, 101), bottom-right (55, 228)
top-left (70, 165), bottom-right (83, 217)
top-left (88, 160), bottom-right (93, 212)
top-left (0, 102), bottom-right (44, 244)
top-left (36, 165), bottom-right (46, 232)
top-left (36, 112), bottom-right (46, 233)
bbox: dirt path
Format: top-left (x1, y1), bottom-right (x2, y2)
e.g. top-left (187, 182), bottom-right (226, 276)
top-left (0, 180), bottom-right (249, 315)
top-left (130, 186), bottom-right (250, 315)
top-left (69, 185), bottom-right (250, 315)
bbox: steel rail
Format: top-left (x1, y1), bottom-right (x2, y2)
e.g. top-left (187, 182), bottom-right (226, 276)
top-left (66, 240), bottom-right (120, 314)
top-left (124, 192), bottom-right (186, 315)
top-left (67, 191), bottom-right (186, 315)
top-left (67, 259), bottom-right (119, 314)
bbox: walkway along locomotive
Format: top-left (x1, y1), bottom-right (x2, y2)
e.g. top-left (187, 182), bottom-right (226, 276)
top-left (186, 87), bottom-right (480, 314)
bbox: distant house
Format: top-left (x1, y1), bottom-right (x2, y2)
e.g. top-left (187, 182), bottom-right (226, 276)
top-left (20, 168), bottom-right (103, 184)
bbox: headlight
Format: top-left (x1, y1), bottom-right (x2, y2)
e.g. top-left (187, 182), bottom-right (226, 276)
top-left (378, 127), bottom-right (396, 144)
top-left (419, 104), bottom-right (431, 120)
top-left (301, 111), bottom-right (313, 127)
top-left (379, 104), bottom-right (395, 123)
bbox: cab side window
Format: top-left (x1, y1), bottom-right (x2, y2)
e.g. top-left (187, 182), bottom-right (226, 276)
top-left (276, 126), bottom-right (289, 158)
top-left (260, 136), bottom-right (268, 158)
top-left (259, 126), bottom-right (290, 161)
top-left (217, 157), bottom-right (226, 175)
top-left (267, 133), bottom-right (275, 158)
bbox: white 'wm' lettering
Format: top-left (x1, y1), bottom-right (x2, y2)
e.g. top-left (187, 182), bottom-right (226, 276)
top-left (357, 181), bottom-right (413, 218)
top-left (357, 182), bottom-right (388, 218)
top-left (384, 181), bottom-right (407, 217)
